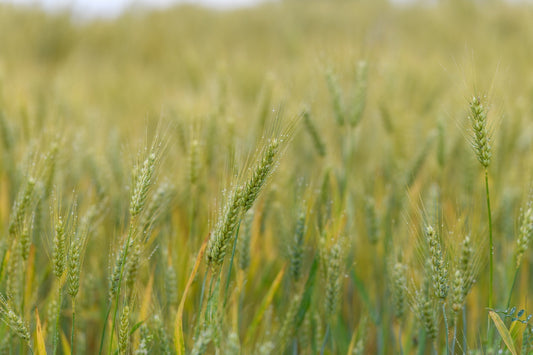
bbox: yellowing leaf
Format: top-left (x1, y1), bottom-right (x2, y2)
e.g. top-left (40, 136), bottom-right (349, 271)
top-left (60, 329), bottom-right (71, 355)
top-left (34, 309), bottom-right (47, 355)
top-left (175, 236), bottom-right (208, 355)
top-left (489, 310), bottom-right (517, 355)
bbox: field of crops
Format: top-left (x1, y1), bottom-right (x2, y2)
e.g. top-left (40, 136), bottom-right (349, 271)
top-left (1, 0), bottom-right (533, 354)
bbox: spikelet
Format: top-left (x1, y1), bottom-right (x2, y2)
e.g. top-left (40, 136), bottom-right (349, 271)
top-left (257, 341), bottom-right (275, 355)
top-left (326, 67), bottom-right (345, 126)
top-left (53, 215), bottom-right (67, 279)
top-left (110, 239), bottom-right (132, 299)
top-left (514, 203), bottom-right (533, 270)
top-left (225, 331), bottom-right (240, 355)
top-left (468, 96), bottom-right (491, 168)
top-left (19, 218), bottom-right (31, 261)
top-left (313, 311), bottom-right (323, 352)
top-left (140, 182), bottom-right (174, 237)
top-left (8, 178), bottom-right (35, 237)
top-left (135, 325), bottom-right (153, 355)
top-left (352, 316), bottom-right (368, 355)
top-left (426, 226), bottom-right (448, 300)
top-left (191, 326), bottom-right (213, 355)
top-left (165, 263), bottom-right (178, 308)
top-left (67, 225), bottom-right (88, 298)
top-left (289, 210), bottom-right (306, 282)
top-left (207, 187), bottom-right (242, 268)
top-left (67, 243), bottom-right (81, 298)
top-left (415, 289), bottom-right (437, 342)
top-left (299, 313), bottom-right (312, 351)
top-left (302, 109), bottom-right (326, 157)
top-left (0, 295), bottom-right (30, 341)
top-left (130, 151), bottom-right (158, 219)
top-left (119, 305), bottom-right (130, 354)
top-left (365, 197), bottom-right (379, 245)
top-left (154, 314), bottom-right (172, 355)
top-left (277, 294), bottom-right (301, 351)
top-left (6, 239), bottom-right (22, 309)
top-left (325, 238), bottom-right (345, 320)
top-left (240, 138), bottom-right (280, 213)
top-left (68, 205), bottom-right (98, 299)
top-left (47, 297), bottom-right (58, 336)
top-left (350, 60), bottom-right (368, 127)
top-left (125, 241), bottom-right (142, 296)
top-left (451, 270), bottom-right (465, 314)
top-left (237, 209), bottom-right (254, 271)
top-left (391, 262), bottom-right (407, 320)
top-left (458, 235), bottom-right (474, 298)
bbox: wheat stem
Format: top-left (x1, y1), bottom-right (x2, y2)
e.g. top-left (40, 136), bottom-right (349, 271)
top-left (484, 169), bottom-right (493, 310)
top-left (442, 302), bottom-right (449, 355)
top-left (319, 323), bottom-right (330, 355)
top-left (71, 298), bottom-right (76, 355)
top-left (53, 284), bottom-right (62, 355)
top-left (223, 221), bottom-right (241, 307)
top-left (463, 305), bottom-right (467, 352)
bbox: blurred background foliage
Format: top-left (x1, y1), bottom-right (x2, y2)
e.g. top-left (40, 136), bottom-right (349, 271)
top-left (1, 0), bottom-right (533, 353)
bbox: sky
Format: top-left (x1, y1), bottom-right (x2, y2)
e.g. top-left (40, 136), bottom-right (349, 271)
top-left (0, 0), bottom-right (531, 19)
top-left (0, 0), bottom-right (271, 18)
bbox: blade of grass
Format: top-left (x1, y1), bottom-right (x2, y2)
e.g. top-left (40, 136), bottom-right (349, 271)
top-left (489, 310), bottom-right (517, 355)
top-left (295, 254), bottom-right (319, 329)
top-left (34, 309), bottom-right (47, 355)
top-left (244, 264), bottom-right (286, 345)
top-left (175, 235), bottom-right (208, 355)
top-left (60, 329), bottom-right (71, 355)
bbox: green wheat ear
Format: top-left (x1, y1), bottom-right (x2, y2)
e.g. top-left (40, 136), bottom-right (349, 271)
top-left (350, 60), bottom-right (368, 127)
top-left (0, 295), bottom-right (30, 343)
top-left (426, 225), bottom-right (448, 301)
top-left (514, 203), bottom-right (533, 270)
top-left (391, 262), bottom-right (407, 320)
top-left (468, 96), bottom-right (492, 168)
top-left (289, 209), bottom-right (306, 283)
top-left (118, 305), bottom-right (130, 355)
top-left (467, 95), bottom-right (494, 309)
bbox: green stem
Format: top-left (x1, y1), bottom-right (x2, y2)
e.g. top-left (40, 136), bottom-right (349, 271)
top-left (462, 305), bottom-right (467, 352)
top-left (484, 169), bottom-right (494, 348)
top-left (320, 324), bottom-right (330, 355)
top-left (223, 222), bottom-right (241, 307)
top-left (98, 303), bottom-right (112, 355)
top-left (204, 272), bottom-right (216, 324)
top-left (398, 326), bottom-right (403, 355)
top-left (442, 302), bottom-right (449, 355)
top-left (506, 268), bottom-right (519, 309)
top-left (188, 185), bottom-right (197, 246)
top-left (451, 316), bottom-right (457, 355)
top-left (109, 223), bottom-right (135, 355)
top-left (71, 298), bottom-right (76, 355)
top-left (485, 169), bottom-right (493, 309)
top-left (53, 284), bottom-right (62, 355)
top-left (194, 270), bottom-right (209, 340)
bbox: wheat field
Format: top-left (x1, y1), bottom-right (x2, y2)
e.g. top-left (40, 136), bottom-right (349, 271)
top-left (1, 0), bottom-right (533, 354)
